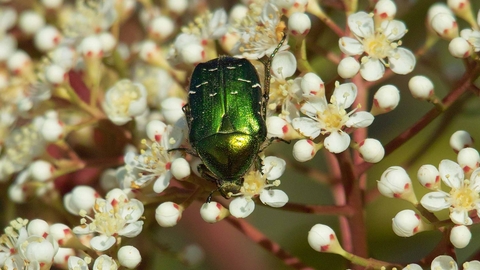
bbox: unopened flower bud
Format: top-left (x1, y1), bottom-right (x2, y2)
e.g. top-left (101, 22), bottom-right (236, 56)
top-left (148, 16), bottom-right (175, 41)
top-left (301, 72), bottom-right (325, 97)
top-left (155, 202), bottom-right (183, 227)
top-left (29, 160), bottom-right (55, 182)
top-left (98, 32), bottom-right (117, 54)
top-left (63, 186), bottom-right (99, 215)
top-left (392, 210), bottom-right (427, 237)
top-left (457, 147), bottom-right (480, 176)
top-left (54, 248), bottom-right (75, 268)
top-left (229, 4), bottom-right (248, 23)
top-left (358, 138), bottom-right (384, 163)
top-left (431, 13), bottom-right (458, 40)
top-left (180, 43), bottom-right (205, 66)
top-left (308, 224), bottom-right (344, 253)
top-left (34, 25), bottom-right (62, 52)
top-left (337, 57), bottom-right (360, 79)
top-left (49, 223), bottom-right (74, 246)
top-left (374, 0), bottom-right (397, 22)
top-left (408, 75), bottom-right (435, 100)
top-left (288, 12), bottom-right (311, 37)
top-left (41, 0), bottom-right (63, 9)
top-left (41, 115), bottom-right (65, 142)
top-left (7, 50), bottom-right (32, 76)
top-left (0, 35), bottom-right (16, 62)
top-left (161, 97), bottom-right (185, 125)
top-left (19, 10), bottom-right (45, 35)
top-left (79, 36), bottom-right (103, 58)
top-left (200, 201), bottom-right (229, 223)
top-left (27, 219), bottom-right (50, 237)
top-left (118, 246), bottom-right (141, 269)
top-left (450, 225), bottom-right (471, 248)
top-left (447, 0), bottom-right (475, 28)
top-left (450, 130), bottom-right (474, 152)
top-left (166, 0), bottom-right (188, 15)
top-left (277, 0), bottom-right (308, 16)
top-left (449, 37), bottom-right (473, 58)
top-left (378, 166), bottom-right (418, 203)
top-left (171, 158), bottom-right (191, 180)
top-left (45, 64), bottom-right (67, 85)
top-left (293, 139), bottom-right (320, 162)
top-left (371, 84), bottom-right (400, 115)
top-left (267, 116), bottom-right (301, 140)
top-left (146, 120), bottom-right (167, 142)
top-left (417, 164), bottom-right (441, 190)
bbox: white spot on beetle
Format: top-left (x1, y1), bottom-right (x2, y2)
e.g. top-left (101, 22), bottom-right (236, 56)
top-left (227, 66), bottom-right (236, 70)
top-left (230, 91), bottom-right (238, 95)
top-left (252, 83), bottom-right (261, 88)
top-left (208, 68), bottom-right (218, 72)
top-left (237, 78), bottom-right (251, 83)
top-left (195, 81), bottom-right (209, 88)
top-left (209, 93), bottom-right (218, 97)
top-left (189, 91), bottom-right (197, 94)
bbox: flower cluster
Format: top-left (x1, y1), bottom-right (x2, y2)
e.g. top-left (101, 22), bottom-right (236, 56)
top-left (1, 0), bottom-right (480, 269)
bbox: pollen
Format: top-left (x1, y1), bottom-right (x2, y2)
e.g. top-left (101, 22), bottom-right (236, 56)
top-left (449, 180), bottom-right (479, 211)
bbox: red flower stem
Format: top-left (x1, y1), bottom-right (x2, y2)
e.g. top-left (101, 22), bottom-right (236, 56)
top-left (225, 216), bottom-right (315, 270)
top-left (356, 64), bottom-right (480, 176)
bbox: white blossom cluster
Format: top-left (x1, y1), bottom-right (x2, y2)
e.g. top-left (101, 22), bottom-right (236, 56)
top-left (1, 0), bottom-right (480, 269)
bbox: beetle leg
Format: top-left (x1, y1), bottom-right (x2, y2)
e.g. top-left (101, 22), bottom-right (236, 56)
top-left (167, 147), bottom-right (198, 156)
top-left (258, 32), bottom-right (288, 116)
top-left (258, 137), bottom-right (291, 153)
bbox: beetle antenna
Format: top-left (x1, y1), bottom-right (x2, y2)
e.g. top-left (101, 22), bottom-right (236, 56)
top-left (206, 188), bottom-right (219, 203)
top-left (261, 32), bottom-right (288, 114)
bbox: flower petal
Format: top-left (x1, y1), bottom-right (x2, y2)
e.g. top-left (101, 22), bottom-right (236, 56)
top-left (439, 159), bottom-right (463, 189)
top-left (339, 37), bottom-right (364, 56)
top-left (382, 20), bottom-right (407, 41)
top-left (347, 11), bottom-right (374, 38)
top-left (118, 221), bottom-right (144, 237)
top-left (260, 189), bottom-right (289, 207)
top-left (420, 191), bottom-right (450, 211)
top-left (470, 167), bottom-right (480, 192)
top-left (292, 117), bottom-right (320, 139)
top-left (153, 172), bottom-right (171, 193)
top-left (324, 131), bottom-right (350, 153)
top-left (431, 256), bottom-right (458, 270)
top-left (262, 156), bottom-right (286, 180)
top-left (388, 48), bottom-right (415, 75)
top-left (346, 111), bottom-right (374, 128)
top-left (90, 235), bottom-right (116, 252)
top-left (332, 82), bottom-right (357, 109)
top-left (360, 58), bottom-right (385, 81)
top-left (229, 197), bottom-right (255, 218)
top-left (300, 97), bottom-right (328, 116)
top-left (271, 51), bottom-right (297, 79)
top-left (450, 209), bottom-right (472, 225)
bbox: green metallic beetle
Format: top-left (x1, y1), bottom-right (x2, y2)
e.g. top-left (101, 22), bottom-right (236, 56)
top-left (185, 35), bottom-right (287, 200)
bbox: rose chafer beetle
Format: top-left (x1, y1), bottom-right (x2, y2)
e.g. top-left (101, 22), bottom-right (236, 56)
top-left (184, 35), bottom-right (287, 200)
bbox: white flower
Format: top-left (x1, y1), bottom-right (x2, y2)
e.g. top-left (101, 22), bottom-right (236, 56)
top-left (339, 11), bottom-right (415, 81)
top-left (268, 51), bottom-right (302, 120)
top-left (431, 255), bottom-right (480, 270)
top-left (420, 160), bottom-right (480, 225)
top-left (0, 218), bottom-right (58, 270)
top-left (102, 79), bottom-right (148, 126)
top-left (126, 121), bottom-right (184, 193)
top-left (292, 82), bottom-right (374, 153)
top-left (231, 3), bottom-right (289, 59)
top-left (229, 156), bottom-right (288, 218)
top-left (92, 254), bottom-right (118, 270)
top-left (73, 189), bottom-right (144, 251)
